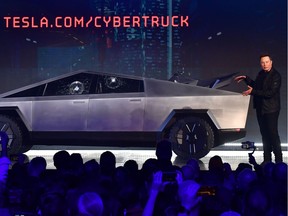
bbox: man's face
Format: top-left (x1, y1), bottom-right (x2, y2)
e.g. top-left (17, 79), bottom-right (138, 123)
top-left (260, 56), bottom-right (273, 72)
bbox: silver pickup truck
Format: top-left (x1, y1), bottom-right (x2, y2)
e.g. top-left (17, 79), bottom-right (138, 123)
top-left (0, 70), bottom-right (250, 159)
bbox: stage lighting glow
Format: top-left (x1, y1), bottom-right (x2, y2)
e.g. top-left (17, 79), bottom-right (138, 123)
top-left (224, 143), bottom-right (288, 147)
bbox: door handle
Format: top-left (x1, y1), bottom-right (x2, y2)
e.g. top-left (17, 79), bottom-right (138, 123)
top-left (73, 101), bottom-right (86, 104)
top-left (129, 99), bottom-right (141, 102)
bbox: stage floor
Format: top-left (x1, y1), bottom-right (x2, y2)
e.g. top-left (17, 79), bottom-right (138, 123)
top-left (22, 144), bottom-right (288, 170)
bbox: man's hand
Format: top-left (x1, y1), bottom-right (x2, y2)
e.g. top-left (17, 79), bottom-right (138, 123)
top-left (242, 85), bottom-right (253, 96)
top-left (0, 132), bottom-right (9, 157)
top-left (234, 75), bottom-right (246, 83)
top-left (175, 170), bottom-right (183, 185)
top-left (150, 171), bottom-right (163, 192)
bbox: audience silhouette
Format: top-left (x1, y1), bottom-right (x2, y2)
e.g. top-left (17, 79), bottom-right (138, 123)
top-left (0, 136), bottom-right (286, 216)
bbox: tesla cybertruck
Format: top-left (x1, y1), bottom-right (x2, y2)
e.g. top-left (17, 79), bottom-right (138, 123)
top-left (0, 70), bottom-right (250, 159)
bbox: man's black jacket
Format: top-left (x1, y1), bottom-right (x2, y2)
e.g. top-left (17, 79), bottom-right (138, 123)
top-left (245, 67), bottom-right (281, 114)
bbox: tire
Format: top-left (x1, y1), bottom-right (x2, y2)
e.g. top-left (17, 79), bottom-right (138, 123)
top-left (169, 116), bottom-right (214, 160)
top-left (0, 114), bottom-right (25, 155)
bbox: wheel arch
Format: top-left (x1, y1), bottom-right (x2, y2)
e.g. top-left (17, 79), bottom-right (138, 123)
top-left (159, 109), bottom-right (220, 147)
top-left (0, 107), bottom-right (31, 132)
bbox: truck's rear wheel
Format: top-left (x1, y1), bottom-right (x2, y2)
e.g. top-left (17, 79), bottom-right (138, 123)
top-left (169, 116), bottom-right (214, 159)
top-left (0, 114), bottom-right (25, 155)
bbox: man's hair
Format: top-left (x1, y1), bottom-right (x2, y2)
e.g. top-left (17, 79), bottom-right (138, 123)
top-left (259, 53), bottom-right (272, 61)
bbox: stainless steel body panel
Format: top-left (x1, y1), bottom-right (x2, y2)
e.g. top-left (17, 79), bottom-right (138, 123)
top-left (87, 93), bottom-right (145, 131)
top-left (32, 96), bottom-right (89, 131)
top-left (143, 78), bottom-right (250, 131)
top-left (143, 95), bottom-right (250, 131)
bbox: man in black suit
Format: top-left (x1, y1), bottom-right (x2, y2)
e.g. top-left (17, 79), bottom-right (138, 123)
top-left (235, 54), bottom-right (282, 163)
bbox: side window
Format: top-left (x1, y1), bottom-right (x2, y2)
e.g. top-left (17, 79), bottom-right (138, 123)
top-left (44, 73), bottom-right (94, 96)
top-left (5, 84), bottom-right (46, 98)
top-left (96, 75), bottom-right (144, 94)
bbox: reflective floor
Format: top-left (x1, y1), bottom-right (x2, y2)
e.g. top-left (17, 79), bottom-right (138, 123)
top-left (22, 144), bottom-right (288, 170)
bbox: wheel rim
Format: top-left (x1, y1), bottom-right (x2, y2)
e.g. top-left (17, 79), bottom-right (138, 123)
top-left (174, 121), bottom-right (209, 155)
top-left (0, 122), bottom-right (15, 149)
